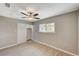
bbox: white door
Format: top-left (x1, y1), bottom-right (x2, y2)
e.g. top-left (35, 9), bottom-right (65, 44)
top-left (17, 23), bottom-right (27, 44)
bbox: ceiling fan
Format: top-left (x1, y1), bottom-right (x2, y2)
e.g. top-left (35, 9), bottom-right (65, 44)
top-left (20, 11), bottom-right (40, 20)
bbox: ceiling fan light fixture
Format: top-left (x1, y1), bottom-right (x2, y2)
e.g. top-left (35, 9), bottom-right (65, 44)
top-left (28, 17), bottom-right (34, 20)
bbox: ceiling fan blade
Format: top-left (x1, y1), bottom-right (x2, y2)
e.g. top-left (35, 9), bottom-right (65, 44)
top-left (35, 17), bottom-right (40, 19)
top-left (20, 12), bottom-right (28, 16)
top-left (33, 13), bottom-right (39, 16)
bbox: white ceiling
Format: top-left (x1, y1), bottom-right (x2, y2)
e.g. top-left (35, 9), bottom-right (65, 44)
top-left (0, 3), bottom-right (79, 22)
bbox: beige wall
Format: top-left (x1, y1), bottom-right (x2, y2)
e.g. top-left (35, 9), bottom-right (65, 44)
top-left (78, 10), bottom-right (79, 55)
top-left (0, 16), bottom-right (31, 48)
top-left (33, 11), bottom-right (78, 54)
top-left (0, 11), bottom-right (78, 55)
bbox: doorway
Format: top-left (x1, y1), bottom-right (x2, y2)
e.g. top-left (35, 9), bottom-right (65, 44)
top-left (27, 28), bottom-right (32, 41)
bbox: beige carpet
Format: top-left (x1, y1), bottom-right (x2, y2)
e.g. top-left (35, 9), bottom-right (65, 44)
top-left (0, 40), bottom-right (71, 56)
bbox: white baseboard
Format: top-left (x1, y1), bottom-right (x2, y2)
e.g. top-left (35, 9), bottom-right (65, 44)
top-left (33, 40), bottom-right (77, 56)
top-left (0, 42), bottom-right (26, 50)
top-left (0, 44), bottom-right (18, 50)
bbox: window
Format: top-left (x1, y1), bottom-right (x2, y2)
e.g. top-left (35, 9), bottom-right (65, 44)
top-left (39, 23), bottom-right (55, 33)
